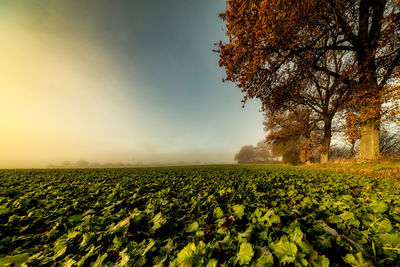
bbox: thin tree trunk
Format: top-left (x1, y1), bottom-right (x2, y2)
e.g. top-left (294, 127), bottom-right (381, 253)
top-left (350, 141), bottom-right (355, 158)
top-left (320, 118), bottom-right (332, 164)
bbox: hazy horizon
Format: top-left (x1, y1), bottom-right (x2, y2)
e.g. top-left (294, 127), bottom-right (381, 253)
top-left (0, 0), bottom-right (265, 168)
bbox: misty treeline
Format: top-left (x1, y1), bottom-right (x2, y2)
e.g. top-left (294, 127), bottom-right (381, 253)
top-left (216, 0), bottom-right (400, 163)
top-left (48, 160), bottom-right (141, 168)
top-left (48, 160), bottom-right (209, 168)
top-left (234, 141), bottom-right (281, 164)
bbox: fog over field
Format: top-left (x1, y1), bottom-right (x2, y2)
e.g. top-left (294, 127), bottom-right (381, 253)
top-left (0, 0), bottom-right (265, 168)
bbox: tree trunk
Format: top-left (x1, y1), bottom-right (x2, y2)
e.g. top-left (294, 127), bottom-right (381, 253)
top-left (356, 46), bottom-right (381, 160)
top-left (320, 118), bottom-right (332, 164)
top-left (320, 152), bottom-right (328, 164)
top-left (360, 121), bottom-right (380, 160)
top-left (358, 77), bottom-right (380, 160)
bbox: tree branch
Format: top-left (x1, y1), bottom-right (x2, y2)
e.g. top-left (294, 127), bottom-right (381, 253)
top-left (327, 0), bottom-right (359, 47)
top-left (379, 49), bottom-right (400, 89)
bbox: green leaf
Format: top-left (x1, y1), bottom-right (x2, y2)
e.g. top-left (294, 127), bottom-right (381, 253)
top-left (63, 258), bottom-right (78, 267)
top-left (219, 232), bottom-right (231, 245)
top-left (0, 207), bottom-right (11, 215)
top-left (232, 204), bottom-right (245, 219)
top-left (262, 209), bottom-right (280, 226)
top-left (67, 230), bottom-right (80, 240)
top-left (174, 241), bottom-right (207, 266)
top-left (68, 214), bottom-right (83, 224)
top-left (251, 208), bottom-right (263, 223)
top-left (217, 227), bottom-right (229, 236)
top-left (370, 200), bottom-right (388, 213)
top-left (19, 224), bottom-right (30, 233)
top-left (53, 246), bottom-right (67, 260)
top-left (80, 232), bottom-right (95, 248)
top-left (151, 212), bottom-right (167, 232)
top-left (343, 252), bottom-right (374, 267)
top-left (314, 255), bottom-right (330, 267)
top-left (186, 221), bottom-right (199, 232)
top-left (331, 214), bottom-right (342, 223)
top-left (236, 242), bottom-right (254, 265)
top-left (340, 211), bottom-right (355, 221)
top-left (289, 226), bottom-right (303, 245)
top-left (195, 230), bottom-right (205, 238)
top-left (117, 248), bottom-right (131, 266)
top-left (214, 207), bottom-right (224, 219)
top-left (255, 250), bottom-right (274, 267)
top-left (289, 227), bottom-right (311, 254)
top-left (270, 236), bottom-right (297, 264)
top-left (142, 239), bottom-right (156, 256)
top-left (92, 253), bottom-right (108, 267)
top-left (154, 256), bottom-right (168, 267)
top-left (238, 226), bottom-right (253, 243)
top-left (374, 218), bottom-right (393, 233)
top-left (206, 259), bottom-right (218, 267)
top-left (0, 253), bottom-right (31, 266)
top-left (376, 233), bottom-right (400, 247)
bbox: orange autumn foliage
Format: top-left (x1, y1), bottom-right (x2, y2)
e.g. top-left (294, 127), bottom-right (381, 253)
top-left (215, 0), bottom-right (400, 150)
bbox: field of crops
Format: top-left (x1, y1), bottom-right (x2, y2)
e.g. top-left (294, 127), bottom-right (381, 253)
top-left (1, 165), bottom-right (400, 266)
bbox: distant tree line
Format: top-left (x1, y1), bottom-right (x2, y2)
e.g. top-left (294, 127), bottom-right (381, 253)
top-left (48, 160), bottom-right (133, 168)
top-left (234, 141), bottom-right (281, 164)
top-left (48, 160), bottom-right (210, 168)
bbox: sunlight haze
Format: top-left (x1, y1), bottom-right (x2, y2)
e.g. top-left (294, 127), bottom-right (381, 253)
top-left (0, 0), bottom-right (264, 168)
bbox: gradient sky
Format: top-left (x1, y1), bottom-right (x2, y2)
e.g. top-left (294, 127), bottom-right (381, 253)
top-left (0, 0), bottom-right (265, 168)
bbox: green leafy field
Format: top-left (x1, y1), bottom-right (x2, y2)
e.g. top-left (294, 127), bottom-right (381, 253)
top-left (1, 166), bottom-right (400, 266)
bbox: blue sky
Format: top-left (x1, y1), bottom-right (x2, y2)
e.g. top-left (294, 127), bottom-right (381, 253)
top-left (0, 0), bottom-right (265, 167)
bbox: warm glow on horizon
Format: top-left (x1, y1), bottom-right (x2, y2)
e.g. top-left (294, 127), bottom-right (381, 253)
top-left (0, 1), bottom-right (265, 168)
top-left (0, 6), bottom-right (140, 167)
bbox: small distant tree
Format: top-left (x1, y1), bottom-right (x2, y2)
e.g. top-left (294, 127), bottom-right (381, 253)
top-left (76, 160), bottom-right (90, 168)
top-left (234, 145), bottom-right (257, 164)
top-left (61, 161), bottom-right (71, 167)
top-left (255, 141), bottom-right (271, 162)
top-left (235, 141), bottom-right (275, 163)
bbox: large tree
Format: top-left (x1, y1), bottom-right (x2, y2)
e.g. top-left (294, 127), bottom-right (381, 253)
top-left (289, 51), bottom-right (354, 163)
top-left (216, 0), bottom-right (400, 159)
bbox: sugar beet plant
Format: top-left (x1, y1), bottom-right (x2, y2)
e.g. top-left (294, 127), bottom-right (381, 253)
top-left (1, 166), bottom-right (400, 266)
